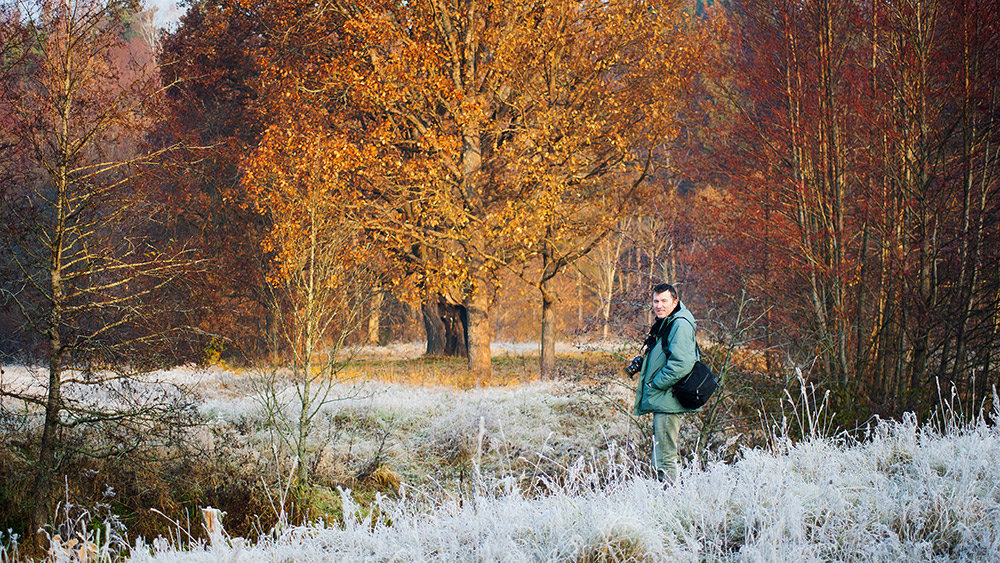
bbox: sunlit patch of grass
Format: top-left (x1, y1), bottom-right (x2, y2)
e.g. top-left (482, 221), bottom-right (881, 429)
top-left (336, 351), bottom-right (621, 389)
top-left (339, 356), bottom-right (519, 388)
top-left (338, 356), bottom-right (522, 388)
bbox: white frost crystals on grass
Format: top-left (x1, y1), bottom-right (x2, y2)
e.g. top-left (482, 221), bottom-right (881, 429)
top-left (125, 394), bottom-right (1000, 562)
top-left (4, 361), bottom-right (999, 561)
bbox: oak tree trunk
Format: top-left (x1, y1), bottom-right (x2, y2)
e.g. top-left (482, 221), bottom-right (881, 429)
top-left (367, 291), bottom-right (383, 345)
top-left (422, 297), bottom-right (447, 356)
top-left (540, 277), bottom-right (557, 379)
top-left (464, 280), bottom-right (492, 383)
top-left (441, 302), bottom-right (468, 358)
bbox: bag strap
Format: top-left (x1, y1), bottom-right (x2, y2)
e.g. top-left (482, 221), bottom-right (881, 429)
top-left (661, 316), bottom-right (701, 360)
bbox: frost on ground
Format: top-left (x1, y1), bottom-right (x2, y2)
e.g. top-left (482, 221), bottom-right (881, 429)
top-left (6, 362), bottom-right (999, 562)
top-left (123, 366), bottom-right (999, 562)
top-left (127, 416), bottom-right (1000, 562)
top-left (182, 363), bottom-right (637, 494)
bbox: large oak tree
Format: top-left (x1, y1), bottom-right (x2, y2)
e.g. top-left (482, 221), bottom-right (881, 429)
top-left (242, 0), bottom-right (700, 379)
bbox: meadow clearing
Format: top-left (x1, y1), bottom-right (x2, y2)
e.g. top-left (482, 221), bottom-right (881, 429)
top-left (3, 343), bottom-right (998, 561)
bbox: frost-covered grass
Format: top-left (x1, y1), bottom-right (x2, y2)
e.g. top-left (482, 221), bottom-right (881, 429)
top-left (147, 366), bottom-right (1000, 561)
top-left (5, 360), bottom-right (999, 562)
top-left (186, 361), bottom-right (637, 497)
top-left (122, 408), bottom-right (1000, 562)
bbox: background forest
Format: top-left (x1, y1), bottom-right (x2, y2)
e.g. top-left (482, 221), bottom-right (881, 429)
top-left (0, 0), bottom-right (998, 558)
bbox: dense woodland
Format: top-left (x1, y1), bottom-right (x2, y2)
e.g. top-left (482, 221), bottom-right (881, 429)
top-left (0, 0), bottom-right (998, 550)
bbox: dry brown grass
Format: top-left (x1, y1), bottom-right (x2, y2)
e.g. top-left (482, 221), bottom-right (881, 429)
top-left (337, 351), bottom-right (619, 389)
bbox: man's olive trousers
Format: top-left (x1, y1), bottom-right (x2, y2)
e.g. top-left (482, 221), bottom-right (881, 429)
top-left (652, 412), bottom-right (683, 482)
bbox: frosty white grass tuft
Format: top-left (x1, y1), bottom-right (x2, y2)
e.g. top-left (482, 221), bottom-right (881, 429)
top-left (119, 378), bottom-right (999, 562)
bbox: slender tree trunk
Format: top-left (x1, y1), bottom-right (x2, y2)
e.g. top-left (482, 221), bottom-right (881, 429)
top-left (816, 0), bottom-right (849, 386)
top-left (31, 113), bottom-right (71, 532)
top-left (965, 142), bottom-right (996, 395)
top-left (662, 251), bottom-right (676, 285)
top-left (268, 302), bottom-right (280, 365)
top-left (908, 0), bottom-right (939, 392)
top-left (464, 278), bottom-right (492, 383)
top-left (600, 282), bottom-right (613, 340)
top-left (910, 219), bottom-right (934, 390)
top-left (597, 228), bottom-right (624, 340)
top-left (32, 325), bottom-right (62, 533)
top-left (861, 7), bottom-right (881, 398)
top-left (367, 291), bottom-right (383, 345)
top-left (949, 28), bottom-right (990, 385)
top-left (538, 244), bottom-right (560, 379)
top-left (295, 207), bottom-right (319, 488)
top-left (856, 206), bottom-right (871, 385)
top-left (297, 355), bottom-right (311, 488)
top-left (540, 274), bottom-right (556, 379)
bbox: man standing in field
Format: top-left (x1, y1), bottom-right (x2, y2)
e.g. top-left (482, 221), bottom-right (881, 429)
top-left (632, 283), bottom-right (699, 483)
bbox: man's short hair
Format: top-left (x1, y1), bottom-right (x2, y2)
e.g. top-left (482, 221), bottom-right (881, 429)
top-left (652, 283), bottom-right (678, 300)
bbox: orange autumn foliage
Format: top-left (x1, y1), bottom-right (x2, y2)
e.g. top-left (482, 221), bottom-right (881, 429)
top-left (241, 0), bottom-right (703, 377)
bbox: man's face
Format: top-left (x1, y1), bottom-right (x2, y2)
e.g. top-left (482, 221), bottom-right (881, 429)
top-left (652, 290), bottom-right (678, 319)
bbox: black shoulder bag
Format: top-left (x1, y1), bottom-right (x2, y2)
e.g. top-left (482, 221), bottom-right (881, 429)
top-left (669, 318), bottom-right (718, 409)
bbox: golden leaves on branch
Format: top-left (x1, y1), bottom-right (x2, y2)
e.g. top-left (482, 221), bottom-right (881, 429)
top-left (241, 0), bottom-right (705, 299)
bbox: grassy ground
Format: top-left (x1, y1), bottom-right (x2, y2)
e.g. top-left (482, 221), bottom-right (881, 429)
top-left (340, 350), bottom-right (624, 388)
top-left (6, 347), bottom-right (998, 561)
top-left (1, 348), bottom-right (647, 560)
top-left (10, 359), bottom-right (996, 562)
top-left (0, 342), bottom-right (860, 560)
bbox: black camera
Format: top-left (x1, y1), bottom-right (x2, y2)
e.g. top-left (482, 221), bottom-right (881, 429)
top-left (623, 355), bottom-right (643, 378)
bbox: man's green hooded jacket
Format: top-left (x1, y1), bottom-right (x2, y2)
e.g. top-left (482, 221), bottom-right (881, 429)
top-left (633, 302), bottom-right (700, 415)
